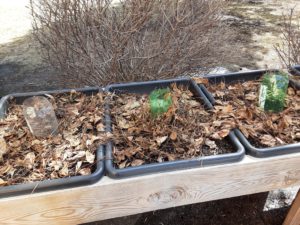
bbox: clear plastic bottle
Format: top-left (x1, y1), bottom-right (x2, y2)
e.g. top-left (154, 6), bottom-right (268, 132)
top-left (258, 72), bottom-right (289, 113)
top-left (149, 88), bottom-right (173, 117)
top-left (23, 96), bottom-right (59, 137)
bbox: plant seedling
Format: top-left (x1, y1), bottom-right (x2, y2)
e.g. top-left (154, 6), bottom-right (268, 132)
top-left (149, 88), bottom-right (173, 117)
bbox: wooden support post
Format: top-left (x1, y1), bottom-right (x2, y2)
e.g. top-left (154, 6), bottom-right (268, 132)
top-left (284, 189), bottom-right (300, 225)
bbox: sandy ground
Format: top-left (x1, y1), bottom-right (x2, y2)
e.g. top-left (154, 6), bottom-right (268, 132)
top-left (0, 0), bottom-right (31, 45)
top-left (227, 0), bottom-right (300, 69)
top-left (0, 0), bottom-right (300, 225)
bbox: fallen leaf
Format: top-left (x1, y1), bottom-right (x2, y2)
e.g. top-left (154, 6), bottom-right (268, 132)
top-left (211, 129), bottom-right (230, 140)
top-left (288, 87), bottom-right (295, 95)
top-left (31, 140), bottom-right (41, 145)
top-left (9, 140), bottom-right (21, 148)
top-left (76, 161), bottom-right (82, 173)
top-left (0, 137), bottom-right (8, 161)
top-left (68, 151), bottom-right (86, 161)
top-left (118, 161), bottom-right (127, 169)
top-left (215, 105), bottom-right (233, 113)
top-left (127, 136), bottom-right (134, 141)
top-left (117, 117), bottom-right (133, 129)
top-left (0, 178), bottom-right (7, 186)
top-left (166, 153), bottom-right (175, 161)
top-left (59, 163), bottom-right (69, 176)
top-left (125, 101), bottom-right (141, 110)
top-left (24, 152), bottom-right (36, 169)
top-left (205, 139), bottom-right (217, 149)
top-left (215, 91), bottom-right (225, 98)
top-left (156, 136), bottom-right (168, 146)
top-left (96, 123), bottom-right (105, 132)
top-left (192, 77), bottom-right (209, 85)
top-left (130, 159), bottom-right (144, 167)
top-left (188, 100), bottom-right (200, 107)
top-left (79, 168), bottom-right (91, 175)
top-left (170, 131), bottom-right (177, 141)
top-left (49, 160), bottom-right (62, 171)
top-left (260, 135), bottom-right (277, 147)
top-left (245, 92), bottom-right (257, 101)
top-left (85, 151), bottom-right (95, 164)
top-left (194, 137), bottom-right (204, 147)
top-left (64, 133), bottom-right (81, 147)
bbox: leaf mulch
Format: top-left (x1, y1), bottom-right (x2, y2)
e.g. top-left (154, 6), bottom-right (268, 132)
top-left (291, 75), bottom-right (300, 81)
top-left (108, 84), bottom-right (236, 169)
top-left (207, 80), bottom-right (300, 148)
top-left (0, 91), bottom-right (107, 186)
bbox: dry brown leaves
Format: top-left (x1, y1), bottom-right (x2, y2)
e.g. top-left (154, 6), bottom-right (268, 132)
top-left (109, 84), bottom-right (236, 169)
top-left (0, 91), bottom-right (107, 186)
top-left (291, 75), bottom-right (300, 81)
top-left (208, 80), bottom-right (300, 147)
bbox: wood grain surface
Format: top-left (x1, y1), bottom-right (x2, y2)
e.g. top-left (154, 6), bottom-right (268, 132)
top-left (1, 154), bottom-right (300, 225)
top-left (284, 189), bottom-right (300, 225)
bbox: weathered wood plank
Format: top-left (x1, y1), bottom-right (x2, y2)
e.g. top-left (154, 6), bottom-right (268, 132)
top-left (1, 154), bottom-right (300, 225)
top-left (284, 189), bottom-right (300, 225)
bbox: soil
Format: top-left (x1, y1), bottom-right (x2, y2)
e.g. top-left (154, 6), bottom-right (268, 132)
top-left (248, 137), bottom-right (270, 148)
top-left (0, 91), bottom-right (106, 186)
top-left (109, 86), bottom-right (235, 169)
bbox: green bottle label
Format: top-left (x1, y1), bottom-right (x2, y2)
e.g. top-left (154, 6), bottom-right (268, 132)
top-left (149, 88), bottom-right (173, 117)
top-left (258, 72), bottom-right (289, 113)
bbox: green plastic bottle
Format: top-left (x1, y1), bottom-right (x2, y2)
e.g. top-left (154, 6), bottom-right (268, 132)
top-left (258, 72), bottom-right (289, 113)
top-left (149, 88), bottom-right (172, 117)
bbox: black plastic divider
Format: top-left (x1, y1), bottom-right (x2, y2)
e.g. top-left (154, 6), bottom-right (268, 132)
top-left (291, 65), bottom-right (300, 76)
top-left (105, 78), bottom-right (245, 178)
top-left (198, 69), bottom-right (300, 158)
top-left (0, 87), bottom-right (105, 198)
top-left (290, 65), bottom-right (300, 89)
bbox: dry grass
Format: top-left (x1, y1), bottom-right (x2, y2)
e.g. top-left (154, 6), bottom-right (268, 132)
top-left (30, 0), bottom-right (232, 86)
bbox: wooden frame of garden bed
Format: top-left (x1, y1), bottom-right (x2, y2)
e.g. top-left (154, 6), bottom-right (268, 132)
top-left (1, 153), bottom-right (300, 225)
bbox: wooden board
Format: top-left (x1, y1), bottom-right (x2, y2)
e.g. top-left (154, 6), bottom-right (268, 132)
top-left (284, 189), bottom-right (300, 225)
top-left (1, 153), bottom-right (300, 225)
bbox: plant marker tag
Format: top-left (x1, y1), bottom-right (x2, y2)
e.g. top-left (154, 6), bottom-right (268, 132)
top-left (23, 96), bottom-right (59, 137)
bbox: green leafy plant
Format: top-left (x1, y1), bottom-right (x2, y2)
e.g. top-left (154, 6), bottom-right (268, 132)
top-left (259, 72), bottom-right (289, 113)
top-left (149, 88), bottom-right (172, 117)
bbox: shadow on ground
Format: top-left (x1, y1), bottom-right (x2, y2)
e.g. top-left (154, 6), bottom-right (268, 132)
top-left (82, 192), bottom-right (289, 225)
top-left (0, 34), bottom-right (77, 96)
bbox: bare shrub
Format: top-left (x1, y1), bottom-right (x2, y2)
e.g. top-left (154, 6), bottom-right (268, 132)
top-left (30, 0), bottom-right (231, 86)
top-left (274, 8), bottom-right (300, 68)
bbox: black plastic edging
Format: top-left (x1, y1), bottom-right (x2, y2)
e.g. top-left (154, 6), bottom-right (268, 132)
top-left (290, 65), bottom-right (300, 89)
top-left (104, 78), bottom-right (245, 179)
top-left (291, 65), bottom-right (300, 76)
top-left (198, 69), bottom-right (300, 158)
top-left (234, 129), bottom-right (300, 158)
top-left (0, 87), bottom-right (105, 198)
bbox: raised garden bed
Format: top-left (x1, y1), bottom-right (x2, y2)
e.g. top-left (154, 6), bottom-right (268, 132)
top-left (0, 87), bottom-right (105, 197)
top-left (105, 78), bottom-right (245, 178)
top-left (199, 70), bottom-right (300, 157)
